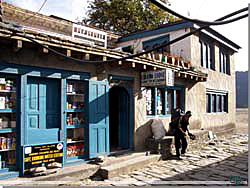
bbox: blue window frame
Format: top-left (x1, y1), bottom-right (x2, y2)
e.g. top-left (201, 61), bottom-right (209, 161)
top-left (206, 90), bottom-right (228, 113)
top-left (144, 86), bottom-right (184, 116)
top-left (219, 49), bottom-right (230, 75)
top-left (199, 40), bottom-right (215, 70)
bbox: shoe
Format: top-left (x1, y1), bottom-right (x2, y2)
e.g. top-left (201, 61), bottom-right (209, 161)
top-left (176, 155), bottom-right (183, 160)
top-left (181, 153), bottom-right (186, 157)
top-left (176, 156), bottom-right (183, 160)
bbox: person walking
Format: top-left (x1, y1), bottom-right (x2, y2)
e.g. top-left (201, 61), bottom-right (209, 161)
top-left (174, 111), bottom-right (192, 160)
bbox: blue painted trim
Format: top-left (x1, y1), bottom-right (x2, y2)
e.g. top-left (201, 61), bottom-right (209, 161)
top-left (0, 109), bottom-right (16, 113)
top-left (128, 88), bottom-right (134, 150)
top-left (109, 75), bottom-right (135, 81)
top-left (22, 141), bottom-right (63, 147)
top-left (66, 109), bottom-right (84, 113)
top-left (0, 171), bottom-right (19, 180)
top-left (66, 125), bottom-right (85, 129)
top-left (0, 62), bottom-right (90, 80)
top-left (118, 22), bottom-right (193, 42)
top-left (0, 128), bottom-right (16, 133)
top-left (20, 75), bottom-right (27, 146)
top-left (61, 79), bottom-right (66, 167)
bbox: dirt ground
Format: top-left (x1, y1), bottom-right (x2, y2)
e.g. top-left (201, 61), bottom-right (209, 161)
top-left (235, 108), bottom-right (248, 134)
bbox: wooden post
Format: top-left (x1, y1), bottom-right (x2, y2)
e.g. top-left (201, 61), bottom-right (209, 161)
top-left (67, 49), bottom-right (71, 57)
top-left (85, 53), bottom-right (90, 60)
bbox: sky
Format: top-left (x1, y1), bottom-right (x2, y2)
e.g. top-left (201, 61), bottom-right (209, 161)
top-left (3, 0), bottom-right (249, 71)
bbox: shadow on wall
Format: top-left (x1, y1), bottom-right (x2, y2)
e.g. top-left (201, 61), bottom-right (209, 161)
top-left (135, 119), bottom-right (153, 152)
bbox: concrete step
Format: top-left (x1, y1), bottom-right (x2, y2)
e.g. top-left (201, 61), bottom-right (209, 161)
top-left (97, 154), bottom-right (161, 179)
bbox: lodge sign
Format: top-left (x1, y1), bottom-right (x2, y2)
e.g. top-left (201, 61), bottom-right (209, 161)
top-left (141, 69), bottom-right (174, 87)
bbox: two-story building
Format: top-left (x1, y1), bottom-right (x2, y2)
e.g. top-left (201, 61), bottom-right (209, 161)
top-left (0, 3), bottom-right (239, 179)
top-left (117, 20), bottom-right (240, 150)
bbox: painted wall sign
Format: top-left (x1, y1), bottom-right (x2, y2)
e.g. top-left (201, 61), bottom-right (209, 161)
top-left (23, 142), bottom-right (63, 174)
top-left (141, 69), bottom-right (174, 87)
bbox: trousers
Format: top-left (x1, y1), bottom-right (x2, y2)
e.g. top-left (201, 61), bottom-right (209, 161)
top-left (174, 134), bottom-right (187, 156)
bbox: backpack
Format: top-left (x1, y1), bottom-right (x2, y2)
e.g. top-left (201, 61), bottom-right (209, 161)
top-left (168, 108), bottom-right (184, 135)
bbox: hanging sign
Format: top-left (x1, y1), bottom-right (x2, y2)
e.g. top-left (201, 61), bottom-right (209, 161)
top-left (23, 142), bottom-right (63, 175)
top-left (141, 68), bottom-right (174, 87)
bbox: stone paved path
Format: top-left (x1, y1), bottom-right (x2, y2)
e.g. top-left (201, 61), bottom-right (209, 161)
top-left (82, 132), bottom-right (248, 186)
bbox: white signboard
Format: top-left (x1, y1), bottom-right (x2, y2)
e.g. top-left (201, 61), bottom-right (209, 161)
top-left (141, 69), bottom-right (174, 87)
top-left (72, 24), bottom-right (107, 48)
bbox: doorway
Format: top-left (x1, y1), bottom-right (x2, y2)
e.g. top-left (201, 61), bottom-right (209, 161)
top-left (109, 86), bottom-right (130, 152)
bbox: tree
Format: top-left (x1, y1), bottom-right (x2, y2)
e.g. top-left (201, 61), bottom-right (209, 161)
top-left (82, 0), bottom-right (180, 35)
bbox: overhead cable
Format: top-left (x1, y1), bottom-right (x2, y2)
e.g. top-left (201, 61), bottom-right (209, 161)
top-left (149, 0), bottom-right (248, 26)
top-left (12, 6), bottom-right (248, 64)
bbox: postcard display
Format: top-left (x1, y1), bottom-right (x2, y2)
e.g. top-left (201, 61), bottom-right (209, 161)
top-left (0, 77), bottom-right (16, 169)
top-left (66, 81), bottom-right (85, 159)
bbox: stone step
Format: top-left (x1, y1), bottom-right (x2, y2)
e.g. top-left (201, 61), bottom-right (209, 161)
top-left (101, 152), bottom-right (149, 167)
top-left (97, 154), bottom-right (161, 179)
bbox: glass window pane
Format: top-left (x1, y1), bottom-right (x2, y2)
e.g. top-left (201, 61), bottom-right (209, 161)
top-left (212, 94), bottom-right (216, 112)
top-left (206, 94), bottom-right (211, 113)
top-left (156, 88), bottom-right (165, 115)
top-left (202, 43), bottom-right (207, 68)
top-left (199, 41), bottom-right (203, 67)
top-left (218, 95), bottom-right (222, 112)
top-left (145, 88), bottom-right (154, 115)
top-left (176, 90), bottom-right (181, 109)
top-left (167, 89), bottom-right (173, 114)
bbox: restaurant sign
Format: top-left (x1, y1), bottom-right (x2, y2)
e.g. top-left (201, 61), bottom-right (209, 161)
top-left (23, 142), bottom-right (63, 175)
top-left (141, 69), bottom-right (174, 87)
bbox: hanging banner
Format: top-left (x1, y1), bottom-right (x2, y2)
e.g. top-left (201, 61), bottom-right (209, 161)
top-left (141, 68), bottom-right (174, 87)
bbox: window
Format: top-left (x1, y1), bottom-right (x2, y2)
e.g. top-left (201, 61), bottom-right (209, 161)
top-left (144, 87), bottom-right (183, 116)
top-left (206, 91), bottom-right (228, 113)
top-left (199, 40), bottom-right (214, 70)
top-left (219, 49), bottom-right (230, 75)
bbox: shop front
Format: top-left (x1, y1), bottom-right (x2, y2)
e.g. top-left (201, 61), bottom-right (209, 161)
top-left (0, 62), bottom-right (110, 177)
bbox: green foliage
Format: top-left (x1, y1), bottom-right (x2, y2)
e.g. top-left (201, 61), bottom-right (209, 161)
top-left (82, 0), bottom-right (180, 35)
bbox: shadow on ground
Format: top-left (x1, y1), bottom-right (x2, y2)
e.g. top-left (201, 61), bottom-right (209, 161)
top-left (156, 151), bottom-right (248, 185)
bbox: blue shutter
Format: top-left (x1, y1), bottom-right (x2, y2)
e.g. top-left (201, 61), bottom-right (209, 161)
top-left (25, 77), bottom-right (60, 145)
top-left (88, 80), bottom-right (109, 158)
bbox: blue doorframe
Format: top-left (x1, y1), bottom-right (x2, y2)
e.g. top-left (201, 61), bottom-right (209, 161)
top-left (108, 75), bottom-right (134, 151)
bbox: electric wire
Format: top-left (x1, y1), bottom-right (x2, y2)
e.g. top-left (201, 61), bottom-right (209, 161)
top-left (149, 0), bottom-right (248, 26)
top-left (22, 0), bottom-right (48, 23)
top-left (11, 6), bottom-right (248, 65)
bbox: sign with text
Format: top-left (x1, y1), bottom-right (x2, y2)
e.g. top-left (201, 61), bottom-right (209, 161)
top-left (141, 69), bottom-right (174, 87)
top-left (23, 142), bottom-right (63, 174)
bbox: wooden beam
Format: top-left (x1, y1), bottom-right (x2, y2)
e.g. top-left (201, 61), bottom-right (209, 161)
top-left (67, 49), bottom-right (71, 57)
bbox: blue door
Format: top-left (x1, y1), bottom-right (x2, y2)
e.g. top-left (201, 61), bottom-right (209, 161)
top-left (88, 80), bottom-right (109, 158)
top-left (25, 77), bottom-right (61, 145)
